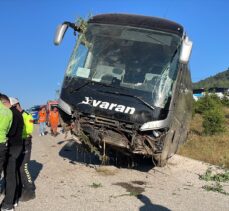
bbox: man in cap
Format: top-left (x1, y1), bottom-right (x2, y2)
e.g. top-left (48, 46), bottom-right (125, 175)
top-left (0, 96), bottom-right (24, 211)
top-left (10, 98), bottom-right (36, 201)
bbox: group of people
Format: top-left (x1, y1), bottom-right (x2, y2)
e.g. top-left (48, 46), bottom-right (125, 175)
top-left (38, 106), bottom-right (59, 137)
top-left (0, 93), bottom-right (35, 211)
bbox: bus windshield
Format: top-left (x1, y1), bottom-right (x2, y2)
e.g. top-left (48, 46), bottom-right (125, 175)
top-left (65, 23), bottom-right (181, 108)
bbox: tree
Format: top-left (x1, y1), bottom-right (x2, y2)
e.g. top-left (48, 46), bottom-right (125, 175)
top-left (203, 108), bottom-right (225, 135)
top-left (221, 94), bottom-right (229, 107)
top-left (195, 93), bottom-right (222, 114)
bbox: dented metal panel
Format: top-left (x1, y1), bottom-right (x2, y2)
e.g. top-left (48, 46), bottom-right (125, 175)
top-left (55, 14), bottom-right (192, 167)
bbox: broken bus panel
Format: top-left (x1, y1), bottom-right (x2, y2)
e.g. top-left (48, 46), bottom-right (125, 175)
top-left (54, 14), bottom-right (193, 166)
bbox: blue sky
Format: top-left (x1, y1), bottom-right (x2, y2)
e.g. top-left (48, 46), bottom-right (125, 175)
top-left (0, 0), bottom-right (228, 108)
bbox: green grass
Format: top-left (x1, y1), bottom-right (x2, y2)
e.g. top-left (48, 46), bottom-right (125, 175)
top-left (89, 182), bottom-right (102, 188)
top-left (202, 182), bottom-right (229, 195)
top-left (199, 168), bottom-right (229, 182)
top-left (199, 168), bottom-right (229, 195)
top-left (178, 108), bottom-right (229, 168)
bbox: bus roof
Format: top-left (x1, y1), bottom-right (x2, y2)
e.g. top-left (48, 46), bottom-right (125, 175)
top-left (89, 13), bottom-right (184, 37)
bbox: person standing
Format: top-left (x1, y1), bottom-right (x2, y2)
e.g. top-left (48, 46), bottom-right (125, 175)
top-left (38, 107), bottom-right (46, 136)
top-left (0, 95), bottom-right (24, 211)
top-left (0, 94), bottom-right (12, 176)
top-left (10, 98), bottom-right (36, 201)
top-left (49, 107), bottom-right (59, 136)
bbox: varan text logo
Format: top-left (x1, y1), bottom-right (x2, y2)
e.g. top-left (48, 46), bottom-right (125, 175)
top-left (82, 97), bottom-right (135, 114)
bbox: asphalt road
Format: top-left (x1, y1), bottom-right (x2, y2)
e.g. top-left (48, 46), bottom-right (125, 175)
top-left (1, 126), bottom-right (228, 211)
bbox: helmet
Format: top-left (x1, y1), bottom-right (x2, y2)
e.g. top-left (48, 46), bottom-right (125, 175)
top-left (9, 97), bottom-right (19, 106)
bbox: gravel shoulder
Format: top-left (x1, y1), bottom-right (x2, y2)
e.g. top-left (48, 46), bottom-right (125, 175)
top-left (1, 125), bottom-right (228, 211)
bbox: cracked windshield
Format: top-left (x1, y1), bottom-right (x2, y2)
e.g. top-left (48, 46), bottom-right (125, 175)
top-left (65, 23), bottom-right (181, 108)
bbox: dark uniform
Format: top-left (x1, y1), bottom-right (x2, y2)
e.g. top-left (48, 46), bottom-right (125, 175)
top-left (1, 106), bottom-right (24, 210)
top-left (18, 110), bottom-right (35, 201)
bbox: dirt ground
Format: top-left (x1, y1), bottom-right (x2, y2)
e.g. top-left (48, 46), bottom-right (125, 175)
top-left (1, 125), bottom-right (228, 211)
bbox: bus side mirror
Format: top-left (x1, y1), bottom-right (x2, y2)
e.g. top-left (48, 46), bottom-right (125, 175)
top-left (179, 37), bottom-right (193, 64)
top-left (54, 24), bottom-right (68, 45)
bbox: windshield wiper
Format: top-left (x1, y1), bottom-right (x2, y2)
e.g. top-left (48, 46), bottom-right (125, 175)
top-left (70, 80), bottom-right (155, 110)
top-left (70, 80), bottom-right (92, 93)
top-left (98, 89), bottom-right (155, 110)
top-left (70, 79), bottom-right (119, 93)
top-left (70, 81), bottom-right (154, 110)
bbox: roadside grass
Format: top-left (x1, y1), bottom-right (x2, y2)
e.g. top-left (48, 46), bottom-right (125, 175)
top-left (199, 168), bottom-right (229, 182)
top-left (199, 168), bottom-right (229, 195)
top-left (202, 182), bottom-right (229, 195)
top-left (89, 182), bottom-right (102, 188)
top-left (178, 108), bottom-right (229, 169)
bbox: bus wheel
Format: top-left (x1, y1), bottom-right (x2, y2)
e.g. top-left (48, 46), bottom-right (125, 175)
top-left (153, 154), bottom-right (168, 167)
top-left (153, 130), bottom-right (173, 167)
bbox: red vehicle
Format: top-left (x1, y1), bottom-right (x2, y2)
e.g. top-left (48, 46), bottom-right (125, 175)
top-left (46, 100), bottom-right (58, 126)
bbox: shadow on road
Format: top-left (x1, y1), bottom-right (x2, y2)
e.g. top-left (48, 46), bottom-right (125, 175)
top-left (59, 139), bottom-right (155, 172)
top-left (137, 194), bottom-right (171, 211)
top-left (59, 140), bottom-right (101, 165)
top-left (29, 160), bottom-right (43, 181)
top-left (112, 182), bottom-right (170, 211)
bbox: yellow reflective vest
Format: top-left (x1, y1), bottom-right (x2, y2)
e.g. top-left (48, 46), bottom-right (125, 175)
top-left (22, 111), bottom-right (34, 139)
top-left (0, 101), bottom-right (12, 143)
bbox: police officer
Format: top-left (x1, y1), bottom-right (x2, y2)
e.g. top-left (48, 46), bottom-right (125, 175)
top-left (0, 96), bottom-right (24, 211)
top-left (10, 98), bottom-right (36, 201)
top-left (0, 94), bottom-right (12, 175)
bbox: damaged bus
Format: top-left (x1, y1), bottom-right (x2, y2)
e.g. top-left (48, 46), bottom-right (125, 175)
top-left (54, 14), bottom-right (193, 166)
